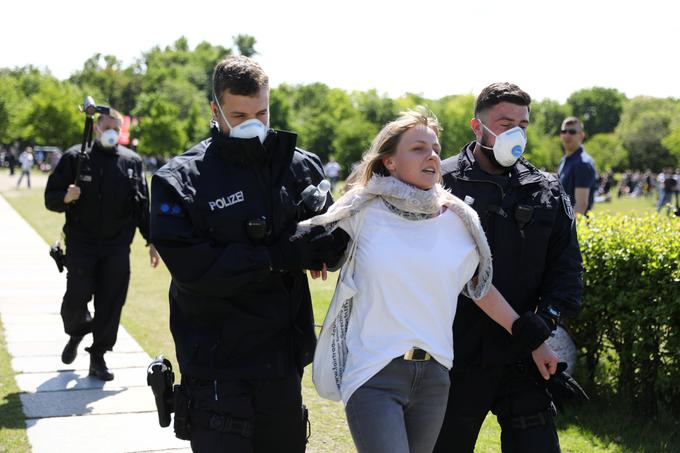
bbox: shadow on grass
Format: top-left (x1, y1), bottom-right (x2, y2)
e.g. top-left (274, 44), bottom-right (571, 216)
top-left (0, 391), bottom-right (26, 430)
top-left (556, 392), bottom-right (680, 453)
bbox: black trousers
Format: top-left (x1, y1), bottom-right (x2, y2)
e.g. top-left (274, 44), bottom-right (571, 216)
top-left (433, 361), bottom-right (561, 453)
top-left (61, 243), bottom-right (130, 355)
top-left (183, 370), bottom-right (307, 453)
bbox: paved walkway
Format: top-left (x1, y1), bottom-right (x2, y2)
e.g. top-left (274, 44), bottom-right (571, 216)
top-left (0, 176), bottom-right (189, 452)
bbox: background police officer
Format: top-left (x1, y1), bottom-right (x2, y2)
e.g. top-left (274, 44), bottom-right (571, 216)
top-left (433, 83), bottom-right (583, 453)
top-left (45, 109), bottom-right (159, 381)
top-left (150, 56), bottom-right (347, 453)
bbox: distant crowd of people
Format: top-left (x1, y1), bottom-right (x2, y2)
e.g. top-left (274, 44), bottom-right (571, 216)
top-left (592, 168), bottom-right (680, 212)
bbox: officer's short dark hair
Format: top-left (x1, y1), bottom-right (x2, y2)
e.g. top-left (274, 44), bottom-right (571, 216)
top-left (212, 55), bottom-right (269, 98)
top-left (474, 83), bottom-right (531, 117)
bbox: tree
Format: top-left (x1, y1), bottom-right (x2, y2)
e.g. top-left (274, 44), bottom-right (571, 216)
top-left (351, 89), bottom-right (398, 127)
top-left (22, 80), bottom-right (84, 150)
top-left (567, 87), bottom-right (626, 135)
top-left (661, 123), bottom-right (680, 166)
top-left (332, 117), bottom-right (378, 171)
top-left (431, 95), bottom-right (475, 159)
top-left (69, 53), bottom-right (143, 114)
top-left (133, 93), bottom-right (187, 156)
top-left (0, 75), bottom-right (24, 143)
top-left (286, 83), bottom-right (356, 161)
top-left (531, 99), bottom-right (572, 136)
top-left (584, 133), bottom-right (628, 172)
top-left (269, 85), bottom-right (294, 131)
top-left (616, 97), bottom-right (678, 171)
top-left (233, 34), bottom-right (257, 57)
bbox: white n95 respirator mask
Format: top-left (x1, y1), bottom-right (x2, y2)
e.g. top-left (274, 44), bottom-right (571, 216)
top-left (99, 128), bottom-right (120, 148)
top-left (477, 120), bottom-right (527, 167)
top-left (213, 95), bottom-right (268, 144)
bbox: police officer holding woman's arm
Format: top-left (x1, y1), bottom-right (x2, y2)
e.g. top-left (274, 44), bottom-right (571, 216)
top-left (433, 83), bottom-right (583, 453)
top-left (150, 56), bottom-right (347, 453)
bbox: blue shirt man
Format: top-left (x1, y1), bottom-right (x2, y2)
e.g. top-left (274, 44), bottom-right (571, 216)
top-left (557, 117), bottom-right (597, 215)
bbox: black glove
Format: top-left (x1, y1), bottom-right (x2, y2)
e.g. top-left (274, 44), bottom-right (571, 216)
top-left (268, 226), bottom-right (347, 271)
top-left (546, 362), bottom-right (590, 412)
top-left (512, 312), bottom-right (553, 353)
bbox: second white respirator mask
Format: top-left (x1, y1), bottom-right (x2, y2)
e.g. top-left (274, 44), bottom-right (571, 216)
top-left (214, 95), bottom-right (268, 144)
top-left (99, 128), bottom-right (120, 148)
top-left (478, 121), bottom-right (527, 167)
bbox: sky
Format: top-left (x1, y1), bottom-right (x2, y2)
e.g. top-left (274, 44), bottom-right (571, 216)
top-left (2, 0), bottom-right (678, 103)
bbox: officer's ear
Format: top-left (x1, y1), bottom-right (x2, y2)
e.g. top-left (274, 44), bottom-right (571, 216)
top-left (210, 102), bottom-right (219, 122)
top-left (470, 118), bottom-right (483, 140)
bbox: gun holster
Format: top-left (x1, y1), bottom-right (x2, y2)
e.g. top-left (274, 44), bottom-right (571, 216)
top-left (147, 356), bottom-right (176, 427)
top-left (49, 241), bottom-right (66, 273)
top-left (147, 356), bottom-right (192, 440)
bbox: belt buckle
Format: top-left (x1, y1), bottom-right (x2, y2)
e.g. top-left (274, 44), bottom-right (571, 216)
top-left (403, 347), bottom-right (431, 361)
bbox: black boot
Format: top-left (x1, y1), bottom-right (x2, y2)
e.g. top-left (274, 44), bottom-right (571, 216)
top-left (61, 335), bottom-right (83, 365)
top-left (89, 353), bottom-right (114, 381)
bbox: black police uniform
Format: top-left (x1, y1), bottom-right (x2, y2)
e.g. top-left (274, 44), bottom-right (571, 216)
top-left (433, 143), bottom-right (583, 453)
top-left (45, 142), bottom-right (150, 356)
top-left (150, 128), bottom-right (346, 453)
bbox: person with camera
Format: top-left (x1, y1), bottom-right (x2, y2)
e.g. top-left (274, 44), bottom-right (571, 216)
top-left (433, 83), bottom-right (584, 453)
top-left (149, 55), bottom-right (347, 453)
top-left (44, 108), bottom-right (160, 381)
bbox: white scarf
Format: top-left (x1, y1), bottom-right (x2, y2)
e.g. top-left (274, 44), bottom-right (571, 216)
top-left (296, 175), bottom-right (493, 300)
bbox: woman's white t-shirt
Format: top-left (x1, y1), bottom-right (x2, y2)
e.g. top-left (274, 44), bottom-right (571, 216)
top-left (337, 198), bottom-right (479, 405)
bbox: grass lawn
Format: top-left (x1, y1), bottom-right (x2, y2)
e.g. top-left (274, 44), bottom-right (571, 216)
top-left (1, 185), bottom-right (675, 452)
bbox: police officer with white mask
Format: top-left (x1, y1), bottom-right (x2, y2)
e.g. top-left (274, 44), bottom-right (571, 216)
top-left (434, 83), bottom-right (584, 453)
top-left (150, 55), bottom-right (347, 452)
top-left (45, 109), bottom-right (159, 381)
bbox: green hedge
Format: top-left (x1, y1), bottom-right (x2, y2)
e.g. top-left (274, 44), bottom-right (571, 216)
top-left (572, 213), bottom-right (680, 415)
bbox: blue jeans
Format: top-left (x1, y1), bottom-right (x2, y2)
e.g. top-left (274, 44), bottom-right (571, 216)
top-left (345, 357), bottom-right (451, 453)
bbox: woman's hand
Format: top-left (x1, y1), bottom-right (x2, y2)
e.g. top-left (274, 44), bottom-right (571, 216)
top-left (532, 342), bottom-right (558, 380)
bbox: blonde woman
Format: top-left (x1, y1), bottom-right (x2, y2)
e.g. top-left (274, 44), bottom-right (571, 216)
top-left (300, 109), bottom-right (557, 453)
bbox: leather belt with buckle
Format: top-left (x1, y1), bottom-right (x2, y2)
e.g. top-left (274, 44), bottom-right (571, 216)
top-left (403, 347), bottom-right (432, 361)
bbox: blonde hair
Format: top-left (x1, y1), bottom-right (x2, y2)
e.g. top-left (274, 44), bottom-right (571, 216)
top-left (345, 107), bottom-right (441, 190)
top-left (97, 108), bottom-right (124, 124)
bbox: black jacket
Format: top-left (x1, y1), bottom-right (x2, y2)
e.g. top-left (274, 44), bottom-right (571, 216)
top-left (442, 143), bottom-right (583, 366)
top-left (150, 128), bottom-right (342, 380)
top-left (44, 142), bottom-right (150, 247)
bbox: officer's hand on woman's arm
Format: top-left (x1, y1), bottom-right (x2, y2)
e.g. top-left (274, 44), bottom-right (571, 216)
top-left (532, 342), bottom-right (558, 380)
top-left (149, 244), bottom-right (160, 268)
top-left (63, 184), bottom-right (81, 204)
top-left (269, 227), bottom-right (348, 273)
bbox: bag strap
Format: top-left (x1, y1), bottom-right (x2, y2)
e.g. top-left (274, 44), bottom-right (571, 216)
top-left (342, 207), bottom-right (366, 278)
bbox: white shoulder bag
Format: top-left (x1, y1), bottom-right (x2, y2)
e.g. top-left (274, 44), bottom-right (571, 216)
top-left (312, 209), bottom-right (365, 401)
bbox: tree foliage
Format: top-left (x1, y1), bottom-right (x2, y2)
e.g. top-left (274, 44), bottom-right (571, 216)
top-left (585, 133), bottom-right (628, 171)
top-left (567, 87), bottom-right (626, 135)
top-left (616, 97), bottom-right (679, 171)
top-left (1, 36), bottom-right (679, 173)
top-left (23, 80), bottom-right (84, 150)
